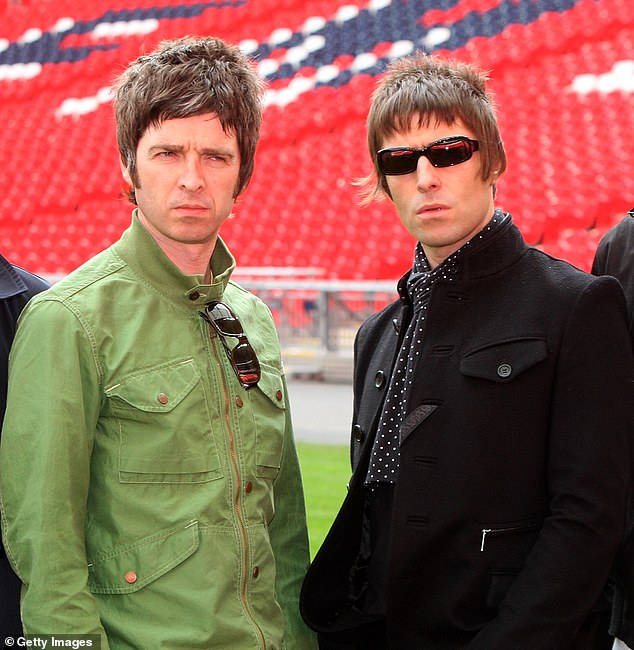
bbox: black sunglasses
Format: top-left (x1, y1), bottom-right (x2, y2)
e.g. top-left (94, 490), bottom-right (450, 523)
top-left (377, 136), bottom-right (479, 175)
top-left (201, 301), bottom-right (261, 389)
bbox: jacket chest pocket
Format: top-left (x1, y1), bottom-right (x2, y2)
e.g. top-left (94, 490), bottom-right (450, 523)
top-left (105, 358), bottom-right (223, 484)
top-left (460, 337), bottom-right (548, 383)
top-left (249, 365), bottom-right (287, 480)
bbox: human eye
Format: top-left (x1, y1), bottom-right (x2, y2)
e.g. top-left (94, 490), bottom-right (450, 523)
top-left (149, 148), bottom-right (178, 161)
top-left (204, 152), bottom-right (227, 165)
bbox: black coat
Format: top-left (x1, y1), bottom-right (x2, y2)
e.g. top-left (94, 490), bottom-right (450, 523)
top-left (592, 211), bottom-right (634, 646)
top-left (0, 255), bottom-right (49, 636)
top-left (301, 218), bottom-right (634, 649)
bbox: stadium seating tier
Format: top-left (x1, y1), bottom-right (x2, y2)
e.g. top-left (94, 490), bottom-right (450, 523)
top-left (1, 0), bottom-right (633, 280)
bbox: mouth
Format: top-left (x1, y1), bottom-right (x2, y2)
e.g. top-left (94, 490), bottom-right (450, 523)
top-left (174, 204), bottom-right (209, 212)
top-left (416, 204), bottom-right (448, 216)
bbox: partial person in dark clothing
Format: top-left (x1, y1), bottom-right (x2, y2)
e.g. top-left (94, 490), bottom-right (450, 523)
top-left (592, 209), bottom-right (634, 650)
top-left (592, 209), bottom-right (634, 342)
top-left (0, 254), bottom-right (49, 637)
top-left (300, 53), bottom-right (634, 650)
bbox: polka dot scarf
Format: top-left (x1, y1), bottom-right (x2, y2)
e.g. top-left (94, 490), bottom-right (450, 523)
top-left (365, 209), bottom-right (508, 485)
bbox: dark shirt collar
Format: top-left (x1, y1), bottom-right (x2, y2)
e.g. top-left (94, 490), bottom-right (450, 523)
top-left (0, 254), bottom-right (28, 300)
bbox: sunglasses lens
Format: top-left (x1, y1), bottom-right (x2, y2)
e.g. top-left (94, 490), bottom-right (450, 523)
top-left (233, 342), bottom-right (261, 385)
top-left (427, 139), bottom-right (473, 167)
top-left (379, 149), bottom-right (418, 175)
top-left (205, 303), bottom-right (243, 336)
top-left (214, 317), bottom-right (243, 337)
top-left (378, 138), bottom-right (478, 175)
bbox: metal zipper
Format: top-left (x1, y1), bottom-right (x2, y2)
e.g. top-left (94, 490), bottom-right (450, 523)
top-left (209, 326), bottom-right (267, 649)
top-left (480, 523), bottom-right (537, 552)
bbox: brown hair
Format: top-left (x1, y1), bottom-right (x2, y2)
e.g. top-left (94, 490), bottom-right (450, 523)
top-left (113, 36), bottom-right (264, 203)
top-left (361, 52), bottom-right (506, 202)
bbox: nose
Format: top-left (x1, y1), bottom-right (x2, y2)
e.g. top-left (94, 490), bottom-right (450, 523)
top-left (416, 156), bottom-right (440, 192)
top-left (178, 156), bottom-right (204, 192)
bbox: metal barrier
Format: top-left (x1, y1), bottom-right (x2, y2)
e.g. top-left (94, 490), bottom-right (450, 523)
top-left (236, 276), bottom-right (398, 382)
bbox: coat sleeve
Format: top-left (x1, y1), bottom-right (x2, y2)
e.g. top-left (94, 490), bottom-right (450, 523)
top-left (0, 298), bottom-right (110, 648)
top-left (468, 275), bottom-right (634, 649)
top-left (269, 374), bottom-right (318, 650)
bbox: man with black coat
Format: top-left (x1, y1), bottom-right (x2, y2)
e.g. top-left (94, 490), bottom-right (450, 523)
top-left (300, 53), bottom-right (634, 650)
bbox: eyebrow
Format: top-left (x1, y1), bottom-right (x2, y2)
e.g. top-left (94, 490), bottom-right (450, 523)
top-left (147, 144), bottom-right (236, 158)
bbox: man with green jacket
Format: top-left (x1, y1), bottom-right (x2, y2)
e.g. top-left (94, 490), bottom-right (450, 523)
top-left (0, 36), bottom-right (316, 650)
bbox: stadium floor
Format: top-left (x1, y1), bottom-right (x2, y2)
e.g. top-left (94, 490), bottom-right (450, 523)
top-left (286, 377), bottom-right (352, 446)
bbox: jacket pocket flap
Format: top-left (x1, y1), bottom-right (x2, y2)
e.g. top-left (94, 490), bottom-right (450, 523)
top-left (88, 520), bottom-right (200, 594)
top-left (460, 338), bottom-right (547, 383)
top-left (105, 359), bottom-right (200, 413)
top-left (255, 364), bottom-right (286, 409)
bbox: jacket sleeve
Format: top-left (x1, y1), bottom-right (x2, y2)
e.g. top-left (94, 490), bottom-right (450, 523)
top-left (468, 275), bottom-right (634, 649)
top-left (269, 375), bottom-right (318, 650)
top-left (0, 298), bottom-right (110, 648)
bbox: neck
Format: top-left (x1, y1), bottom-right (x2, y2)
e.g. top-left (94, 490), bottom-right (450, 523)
top-left (158, 238), bottom-right (215, 277)
top-left (137, 215), bottom-right (215, 276)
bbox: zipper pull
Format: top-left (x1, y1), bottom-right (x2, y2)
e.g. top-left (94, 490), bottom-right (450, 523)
top-left (480, 528), bottom-right (491, 552)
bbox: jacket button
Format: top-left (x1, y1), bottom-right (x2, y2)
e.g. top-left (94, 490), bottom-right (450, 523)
top-left (124, 571), bottom-right (137, 584)
top-left (189, 291), bottom-right (200, 301)
top-left (157, 393), bottom-right (169, 405)
top-left (275, 390), bottom-right (283, 401)
top-left (353, 424), bottom-right (364, 443)
top-left (497, 363), bottom-right (512, 378)
top-left (245, 481), bottom-right (253, 493)
top-left (374, 370), bottom-right (385, 388)
top-left (235, 396), bottom-right (244, 408)
top-left (252, 566), bottom-right (260, 579)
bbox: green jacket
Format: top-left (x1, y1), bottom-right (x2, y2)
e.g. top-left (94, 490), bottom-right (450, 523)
top-left (0, 215), bottom-right (317, 650)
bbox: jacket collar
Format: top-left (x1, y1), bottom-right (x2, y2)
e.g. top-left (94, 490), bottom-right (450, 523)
top-left (113, 211), bottom-right (236, 308)
top-left (0, 254), bottom-right (28, 300)
top-left (461, 215), bottom-right (527, 280)
top-left (397, 214), bottom-right (527, 303)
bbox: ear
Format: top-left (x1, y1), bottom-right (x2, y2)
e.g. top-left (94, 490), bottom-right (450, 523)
top-left (120, 156), bottom-right (132, 185)
top-left (489, 168), bottom-right (503, 182)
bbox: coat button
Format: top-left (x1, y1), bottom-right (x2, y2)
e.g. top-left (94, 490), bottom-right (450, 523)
top-left (352, 424), bottom-right (364, 443)
top-left (245, 481), bottom-right (253, 494)
top-left (374, 370), bottom-right (385, 388)
top-left (497, 363), bottom-right (512, 378)
top-left (235, 396), bottom-right (244, 408)
top-left (189, 291), bottom-right (200, 301)
top-left (124, 571), bottom-right (137, 584)
top-left (275, 390), bottom-right (283, 401)
top-left (157, 393), bottom-right (169, 405)
top-left (252, 566), bottom-right (260, 579)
